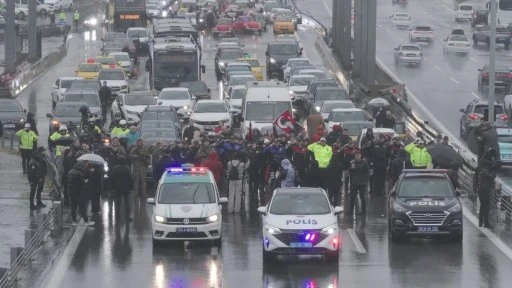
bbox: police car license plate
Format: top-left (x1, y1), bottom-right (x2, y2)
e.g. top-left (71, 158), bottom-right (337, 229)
top-left (2, 124), bottom-right (15, 128)
top-left (290, 242), bottom-right (313, 248)
top-left (418, 226), bottom-right (438, 232)
top-left (176, 228), bottom-right (197, 233)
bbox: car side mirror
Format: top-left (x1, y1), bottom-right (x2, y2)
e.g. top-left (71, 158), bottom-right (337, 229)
top-left (459, 108), bottom-right (465, 112)
top-left (46, 113), bottom-right (53, 118)
top-left (219, 197), bottom-right (228, 204)
top-left (207, 88), bottom-right (211, 92)
top-left (455, 191), bottom-right (461, 197)
top-left (333, 206), bottom-right (343, 214)
top-left (201, 65), bottom-right (206, 73)
top-left (147, 198), bottom-right (156, 204)
top-left (257, 206), bottom-right (266, 214)
top-left (265, 51), bottom-right (269, 56)
top-left (191, 95), bottom-right (197, 100)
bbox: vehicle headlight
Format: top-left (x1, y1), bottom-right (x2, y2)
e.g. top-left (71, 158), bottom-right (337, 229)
top-left (103, 162), bottom-right (108, 172)
top-left (154, 215), bottom-right (166, 223)
top-left (269, 58), bottom-right (276, 64)
top-left (200, 18), bottom-right (204, 22)
top-left (289, 90), bottom-right (294, 95)
top-left (265, 224), bottom-right (281, 234)
top-left (183, 105), bottom-right (188, 110)
top-left (446, 203), bottom-right (462, 213)
top-left (315, 106), bottom-right (320, 112)
top-left (393, 202), bottom-right (409, 213)
top-left (51, 120), bottom-right (60, 126)
top-left (20, 118), bottom-right (25, 122)
top-left (207, 214), bottom-right (219, 222)
top-left (162, 10), bottom-right (168, 17)
top-left (321, 224), bottom-right (338, 235)
top-left (89, 18), bottom-right (97, 26)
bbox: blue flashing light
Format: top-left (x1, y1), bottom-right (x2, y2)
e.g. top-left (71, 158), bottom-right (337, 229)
top-left (265, 237), bottom-right (270, 249)
top-left (304, 233), bottom-right (316, 242)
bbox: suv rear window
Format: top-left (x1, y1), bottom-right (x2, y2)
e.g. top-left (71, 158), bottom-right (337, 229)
top-left (474, 105), bottom-right (504, 115)
top-left (414, 26), bottom-right (432, 31)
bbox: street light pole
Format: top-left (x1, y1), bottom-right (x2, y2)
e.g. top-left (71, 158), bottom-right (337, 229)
top-left (488, 0), bottom-right (497, 124)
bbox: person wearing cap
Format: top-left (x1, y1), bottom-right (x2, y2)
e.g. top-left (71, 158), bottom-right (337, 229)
top-left (111, 120), bottom-right (130, 137)
top-left (16, 123), bottom-right (39, 173)
top-left (405, 139), bottom-right (432, 169)
top-left (307, 137), bottom-right (333, 189)
top-left (27, 147), bottom-right (47, 210)
top-left (130, 138), bottom-right (150, 198)
top-left (50, 125), bottom-right (71, 158)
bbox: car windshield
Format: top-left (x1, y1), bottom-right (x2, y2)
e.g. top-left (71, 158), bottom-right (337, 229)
top-left (449, 35), bottom-right (468, 42)
top-left (402, 46), bottom-right (420, 51)
top-left (290, 76), bottom-right (315, 86)
top-left (159, 90), bottom-right (190, 100)
top-left (276, 10), bottom-right (293, 17)
top-left (194, 103), bottom-right (227, 113)
top-left (343, 122), bottom-right (375, 135)
top-left (98, 71), bottom-right (125, 80)
top-left (288, 60), bottom-right (310, 67)
top-left (142, 131), bottom-right (176, 139)
top-left (142, 111), bottom-right (177, 121)
top-left (226, 65), bottom-right (251, 72)
top-left (96, 58), bottom-right (117, 65)
top-left (230, 76), bottom-right (255, 85)
top-left (398, 178), bottom-right (454, 198)
top-left (316, 89), bottom-right (350, 100)
top-left (415, 26), bottom-right (432, 31)
top-left (231, 88), bottom-right (245, 99)
top-left (141, 122), bottom-right (175, 130)
top-left (330, 111), bottom-right (366, 122)
top-left (245, 101), bottom-right (291, 121)
top-left (70, 82), bottom-right (99, 90)
top-left (54, 105), bottom-right (82, 117)
top-left (125, 95), bottom-right (156, 106)
top-left (269, 44), bottom-right (298, 55)
top-left (301, 71), bottom-right (326, 79)
top-left (0, 102), bottom-right (21, 112)
top-left (60, 80), bottom-right (76, 89)
top-left (474, 105), bottom-right (504, 115)
top-left (63, 94), bottom-right (100, 107)
top-left (238, 59), bottom-right (259, 67)
top-left (460, 5), bottom-right (472, 10)
top-left (217, 18), bottom-right (233, 25)
top-left (180, 82), bottom-right (207, 93)
top-left (220, 50), bottom-right (243, 59)
top-left (158, 183), bottom-right (216, 204)
top-left (396, 13), bottom-right (409, 18)
top-left (105, 33), bottom-right (126, 41)
top-left (79, 64), bottom-right (101, 72)
top-left (147, 4), bottom-right (159, 9)
top-left (321, 102), bottom-right (355, 113)
top-left (275, 15), bottom-right (293, 21)
top-left (497, 27), bottom-right (509, 33)
top-left (112, 54), bottom-right (130, 61)
top-left (270, 194), bottom-right (331, 215)
top-left (127, 30), bottom-right (148, 38)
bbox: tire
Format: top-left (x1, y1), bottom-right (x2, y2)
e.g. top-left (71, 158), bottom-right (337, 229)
top-left (325, 249), bottom-right (340, 263)
top-left (212, 237), bottom-right (222, 247)
top-left (451, 233), bottom-right (463, 243)
top-left (262, 247), bottom-right (276, 264)
top-left (459, 122), bottom-right (465, 138)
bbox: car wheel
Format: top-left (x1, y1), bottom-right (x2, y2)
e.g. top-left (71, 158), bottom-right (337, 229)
top-left (473, 35), bottom-right (478, 46)
top-left (451, 233), bottom-right (463, 243)
top-left (325, 249), bottom-right (340, 263)
top-left (262, 246), bottom-right (276, 264)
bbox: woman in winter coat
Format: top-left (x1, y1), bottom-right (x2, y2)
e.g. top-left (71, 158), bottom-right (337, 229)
top-left (277, 159), bottom-right (296, 188)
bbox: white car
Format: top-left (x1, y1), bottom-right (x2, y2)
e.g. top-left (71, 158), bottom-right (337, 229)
top-left (115, 92), bottom-right (157, 116)
top-left (443, 34), bottom-right (471, 54)
top-left (390, 12), bottom-right (411, 28)
top-left (52, 76), bottom-right (83, 108)
top-left (227, 74), bottom-right (256, 90)
top-left (455, 4), bottom-right (474, 22)
top-left (318, 100), bottom-right (356, 120)
top-left (157, 88), bottom-right (193, 118)
top-left (189, 99), bottom-right (233, 131)
top-left (409, 26), bottom-right (434, 42)
top-left (394, 44), bottom-right (423, 65)
top-left (108, 52), bottom-right (134, 77)
top-left (288, 74), bottom-right (316, 103)
top-left (146, 3), bottom-right (162, 18)
top-left (325, 108), bottom-right (369, 132)
top-left (282, 58), bottom-right (311, 81)
top-left (36, 0), bottom-right (60, 15)
top-left (147, 165), bottom-right (228, 246)
top-left (97, 68), bottom-right (129, 95)
top-left (258, 187), bottom-right (342, 263)
top-left (127, 27), bottom-right (150, 48)
top-left (225, 85), bottom-right (245, 110)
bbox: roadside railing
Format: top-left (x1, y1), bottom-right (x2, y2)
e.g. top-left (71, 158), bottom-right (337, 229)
top-left (0, 131), bottom-right (16, 150)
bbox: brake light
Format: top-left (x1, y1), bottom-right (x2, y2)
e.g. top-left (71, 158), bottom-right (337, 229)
top-left (482, 72), bottom-right (489, 78)
top-left (87, 58), bottom-right (94, 63)
top-left (191, 167), bottom-right (208, 172)
top-left (468, 113), bottom-right (479, 120)
top-left (500, 114), bottom-right (509, 121)
top-left (109, 64), bottom-right (116, 68)
top-left (506, 73), bottom-right (512, 78)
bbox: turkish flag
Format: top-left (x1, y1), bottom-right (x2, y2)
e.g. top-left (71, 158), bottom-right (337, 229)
top-left (273, 110), bottom-right (303, 135)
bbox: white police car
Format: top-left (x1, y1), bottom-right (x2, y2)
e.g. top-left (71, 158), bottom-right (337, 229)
top-left (147, 165), bottom-right (228, 246)
top-left (258, 188), bottom-right (343, 263)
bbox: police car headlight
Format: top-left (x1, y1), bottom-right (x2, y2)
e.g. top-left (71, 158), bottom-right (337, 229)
top-left (89, 18), bottom-right (97, 26)
top-left (393, 202), bottom-right (408, 213)
top-left (207, 214), bottom-right (219, 222)
top-left (321, 224), bottom-right (337, 235)
top-left (269, 58), bottom-right (277, 64)
top-left (315, 106), bottom-right (321, 112)
top-left (103, 162), bottom-right (108, 172)
top-left (183, 105), bottom-right (188, 110)
top-left (200, 18), bottom-right (204, 23)
top-left (446, 203), bottom-right (462, 213)
top-left (265, 224), bottom-right (281, 234)
top-left (162, 10), bottom-right (168, 17)
top-left (154, 215), bottom-right (166, 223)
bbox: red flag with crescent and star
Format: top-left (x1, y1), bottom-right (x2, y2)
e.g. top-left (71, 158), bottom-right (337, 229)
top-left (273, 110), bottom-right (303, 135)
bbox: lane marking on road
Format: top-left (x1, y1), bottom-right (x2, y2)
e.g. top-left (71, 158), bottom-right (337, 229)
top-left (463, 206), bottom-right (512, 262)
top-left (346, 228), bottom-right (367, 254)
top-left (469, 57), bottom-right (477, 62)
top-left (435, 65), bottom-right (443, 72)
top-left (322, 0), bottom-right (332, 16)
top-left (450, 77), bottom-right (460, 85)
top-left (43, 220), bottom-right (87, 288)
top-left (471, 92), bottom-right (480, 98)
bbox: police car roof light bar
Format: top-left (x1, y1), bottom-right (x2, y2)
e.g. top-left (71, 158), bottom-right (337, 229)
top-left (402, 169), bottom-right (448, 174)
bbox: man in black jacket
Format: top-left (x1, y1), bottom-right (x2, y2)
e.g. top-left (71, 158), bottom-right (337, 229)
top-left (370, 137), bottom-right (388, 195)
top-left (110, 157), bottom-right (133, 222)
top-left (388, 149), bottom-right (412, 189)
top-left (348, 151), bottom-right (370, 215)
top-left (67, 161), bottom-right (95, 226)
top-left (27, 147), bottom-right (47, 210)
top-left (99, 81), bottom-right (112, 123)
top-left (154, 148), bottom-right (176, 183)
top-left (62, 140), bottom-right (82, 206)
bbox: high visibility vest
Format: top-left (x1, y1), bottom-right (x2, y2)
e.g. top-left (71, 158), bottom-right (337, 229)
top-left (16, 129), bottom-right (38, 150)
top-left (50, 132), bottom-right (70, 156)
top-left (73, 12), bottom-right (79, 20)
top-left (59, 12), bottom-right (66, 21)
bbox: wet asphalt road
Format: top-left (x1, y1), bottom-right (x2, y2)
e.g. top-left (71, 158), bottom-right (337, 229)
top-left (296, 0), bottom-right (512, 184)
top-left (16, 16), bottom-right (512, 287)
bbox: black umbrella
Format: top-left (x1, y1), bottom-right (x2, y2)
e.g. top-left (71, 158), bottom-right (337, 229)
top-left (51, 136), bottom-right (76, 146)
top-left (426, 143), bottom-right (463, 168)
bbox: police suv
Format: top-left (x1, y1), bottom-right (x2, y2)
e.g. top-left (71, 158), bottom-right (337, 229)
top-left (258, 188), bottom-right (343, 263)
top-left (388, 169), bottom-right (463, 243)
top-left (147, 165), bottom-right (228, 246)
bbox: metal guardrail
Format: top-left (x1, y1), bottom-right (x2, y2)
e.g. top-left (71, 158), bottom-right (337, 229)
top-left (0, 130), bottom-right (16, 150)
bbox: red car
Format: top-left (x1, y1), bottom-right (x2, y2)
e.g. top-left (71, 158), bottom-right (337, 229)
top-left (213, 18), bottom-right (235, 38)
top-left (233, 15), bottom-right (262, 35)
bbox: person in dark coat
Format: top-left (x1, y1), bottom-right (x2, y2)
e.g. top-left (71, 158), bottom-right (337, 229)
top-left (27, 147), bottom-right (47, 210)
top-left (154, 148), bottom-right (176, 182)
top-left (370, 136), bottom-right (388, 195)
top-left (183, 123), bottom-right (199, 144)
top-left (110, 157), bottom-right (134, 222)
top-left (381, 111), bottom-right (396, 129)
top-left (62, 140), bottom-right (82, 205)
top-left (67, 161), bottom-right (94, 226)
top-left (478, 160), bottom-right (497, 228)
top-left (247, 143), bottom-right (264, 205)
top-left (388, 149), bottom-right (412, 189)
top-left (327, 143), bottom-right (343, 206)
top-left (87, 163), bottom-right (104, 214)
top-left (476, 121), bottom-right (499, 159)
top-left (373, 106), bottom-right (387, 128)
top-left (348, 151), bottom-right (370, 215)
top-left (26, 112), bottom-right (38, 136)
top-left (446, 162), bottom-right (460, 190)
top-left (290, 139), bottom-right (308, 186)
top-left (326, 124), bottom-right (343, 146)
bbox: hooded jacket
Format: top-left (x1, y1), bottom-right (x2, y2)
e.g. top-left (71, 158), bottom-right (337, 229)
top-left (110, 163), bottom-right (134, 194)
top-left (66, 161), bottom-right (88, 197)
top-left (278, 159), bottom-right (295, 188)
top-left (28, 154), bottom-right (47, 183)
top-left (326, 125), bottom-right (342, 146)
top-left (389, 149), bottom-right (412, 184)
top-left (154, 154), bottom-right (176, 182)
top-left (204, 151), bottom-right (223, 186)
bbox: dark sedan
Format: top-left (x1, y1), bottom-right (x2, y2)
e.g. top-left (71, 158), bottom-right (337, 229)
top-left (0, 99), bottom-right (26, 131)
top-left (46, 102), bottom-right (90, 134)
top-left (179, 81), bottom-right (211, 100)
top-left (477, 64), bottom-right (512, 92)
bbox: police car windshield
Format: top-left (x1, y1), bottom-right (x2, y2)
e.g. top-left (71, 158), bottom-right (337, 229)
top-left (270, 194), bottom-right (331, 215)
top-left (158, 183), bottom-right (216, 204)
top-left (498, 134), bottom-right (512, 143)
top-left (398, 177), bottom-right (454, 198)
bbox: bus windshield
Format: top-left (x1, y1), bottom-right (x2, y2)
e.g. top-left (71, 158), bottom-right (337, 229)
top-left (153, 53), bottom-right (199, 89)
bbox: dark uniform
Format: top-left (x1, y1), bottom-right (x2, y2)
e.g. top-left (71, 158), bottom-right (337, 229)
top-left (27, 148), bottom-right (47, 209)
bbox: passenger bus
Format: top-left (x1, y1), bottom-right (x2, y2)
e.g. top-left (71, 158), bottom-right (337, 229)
top-left (109, 0), bottom-right (148, 32)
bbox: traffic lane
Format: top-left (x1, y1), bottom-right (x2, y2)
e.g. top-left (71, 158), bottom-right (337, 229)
top-left (338, 196), bottom-right (512, 288)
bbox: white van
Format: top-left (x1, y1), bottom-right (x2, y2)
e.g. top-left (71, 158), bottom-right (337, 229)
top-left (240, 81), bottom-right (293, 137)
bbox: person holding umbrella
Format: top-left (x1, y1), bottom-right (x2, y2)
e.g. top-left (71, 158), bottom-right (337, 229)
top-left (405, 139), bottom-right (431, 169)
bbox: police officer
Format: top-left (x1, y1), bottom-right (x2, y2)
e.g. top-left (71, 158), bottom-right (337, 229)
top-left (27, 147), bottom-right (47, 210)
top-left (16, 123), bottom-right (38, 173)
top-left (307, 137), bottom-right (333, 190)
top-left (59, 10), bottom-right (66, 23)
top-left (111, 120), bottom-right (129, 137)
top-left (404, 139), bottom-right (432, 169)
top-left (49, 9), bottom-right (56, 25)
top-left (129, 138), bottom-right (150, 198)
top-left (73, 10), bottom-right (80, 30)
top-left (50, 125), bottom-right (71, 158)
